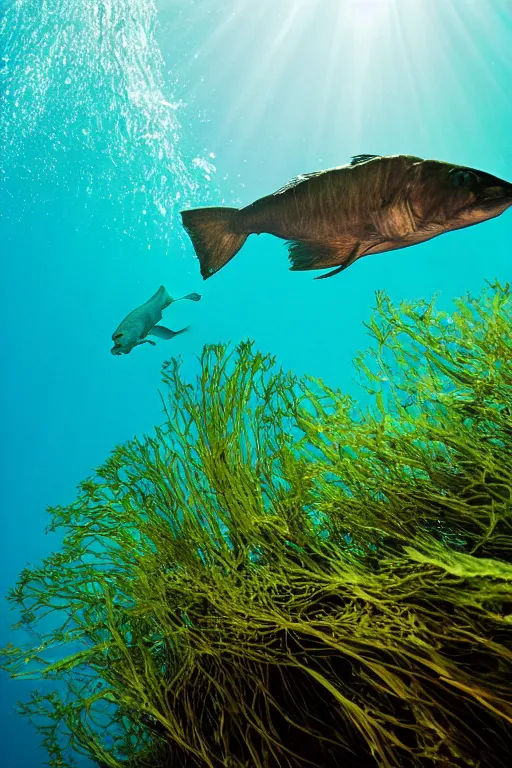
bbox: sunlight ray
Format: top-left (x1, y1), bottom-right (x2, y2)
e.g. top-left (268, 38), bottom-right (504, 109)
top-left (215, 3), bottom-right (316, 149)
top-left (389, 1), bottom-right (430, 147)
top-left (440, 0), bottom-right (512, 108)
top-left (310, 3), bottom-right (347, 155)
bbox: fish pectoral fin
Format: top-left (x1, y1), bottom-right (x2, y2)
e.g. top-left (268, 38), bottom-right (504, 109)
top-left (314, 240), bottom-right (387, 279)
top-left (135, 339), bottom-right (157, 347)
top-left (149, 324), bottom-right (189, 340)
top-left (287, 238), bottom-right (360, 276)
top-left (313, 244), bottom-right (362, 280)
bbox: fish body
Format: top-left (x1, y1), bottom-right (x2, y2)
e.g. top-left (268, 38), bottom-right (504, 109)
top-left (181, 154), bottom-right (512, 280)
top-left (111, 286), bottom-right (201, 356)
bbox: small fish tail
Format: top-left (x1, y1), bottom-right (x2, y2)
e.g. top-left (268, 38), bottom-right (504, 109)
top-left (181, 207), bottom-right (247, 279)
top-left (181, 292), bottom-right (202, 302)
top-left (171, 292), bottom-right (202, 304)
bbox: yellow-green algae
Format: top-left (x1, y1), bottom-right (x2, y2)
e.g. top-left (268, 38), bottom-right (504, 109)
top-left (2, 282), bottom-right (512, 768)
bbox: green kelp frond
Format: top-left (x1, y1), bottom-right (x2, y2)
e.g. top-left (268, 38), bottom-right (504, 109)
top-left (2, 283), bottom-right (512, 768)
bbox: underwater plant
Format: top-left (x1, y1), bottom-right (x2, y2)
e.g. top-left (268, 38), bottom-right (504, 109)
top-left (2, 282), bottom-right (512, 768)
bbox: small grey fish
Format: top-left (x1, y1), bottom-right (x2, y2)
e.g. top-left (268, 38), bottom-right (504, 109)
top-left (111, 286), bottom-right (201, 356)
top-left (180, 154), bottom-right (512, 280)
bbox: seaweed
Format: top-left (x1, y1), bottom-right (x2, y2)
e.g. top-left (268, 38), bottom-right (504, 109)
top-left (2, 282), bottom-right (512, 768)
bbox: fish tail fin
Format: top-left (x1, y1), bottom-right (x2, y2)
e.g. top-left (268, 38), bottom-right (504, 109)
top-left (181, 207), bottom-right (248, 279)
top-left (176, 292), bottom-right (202, 302)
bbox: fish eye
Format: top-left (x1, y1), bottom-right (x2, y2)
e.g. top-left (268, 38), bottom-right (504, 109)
top-left (112, 332), bottom-right (123, 341)
top-left (450, 168), bottom-right (480, 187)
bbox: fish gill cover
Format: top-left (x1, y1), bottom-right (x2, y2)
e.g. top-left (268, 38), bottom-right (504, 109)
top-left (2, 283), bottom-right (512, 768)
top-left (0, 0), bottom-right (217, 251)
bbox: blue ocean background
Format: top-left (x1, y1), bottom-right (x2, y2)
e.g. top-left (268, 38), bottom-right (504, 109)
top-left (1, 1), bottom-right (511, 765)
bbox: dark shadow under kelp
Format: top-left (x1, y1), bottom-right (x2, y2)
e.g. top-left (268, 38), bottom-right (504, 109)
top-left (2, 282), bottom-right (512, 768)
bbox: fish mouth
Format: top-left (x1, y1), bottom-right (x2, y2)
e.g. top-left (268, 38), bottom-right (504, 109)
top-left (111, 345), bottom-right (125, 356)
top-left (483, 183), bottom-right (512, 201)
top-left (478, 184), bottom-right (512, 211)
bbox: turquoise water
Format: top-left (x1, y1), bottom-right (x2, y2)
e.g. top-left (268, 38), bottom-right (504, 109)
top-left (1, 0), bottom-right (511, 765)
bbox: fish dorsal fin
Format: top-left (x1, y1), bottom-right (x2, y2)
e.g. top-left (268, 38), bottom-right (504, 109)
top-left (274, 159), bottom-right (378, 194)
top-left (147, 285), bottom-right (172, 308)
top-left (149, 285), bottom-right (166, 300)
top-left (350, 154), bottom-right (380, 166)
top-left (274, 170), bottom-right (327, 195)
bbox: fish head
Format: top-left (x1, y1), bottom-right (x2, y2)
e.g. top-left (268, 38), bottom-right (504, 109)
top-left (111, 326), bottom-right (139, 355)
top-left (444, 165), bottom-right (512, 228)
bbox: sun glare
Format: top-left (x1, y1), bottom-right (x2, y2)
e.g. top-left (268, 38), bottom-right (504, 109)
top-left (175, 0), bottom-right (510, 168)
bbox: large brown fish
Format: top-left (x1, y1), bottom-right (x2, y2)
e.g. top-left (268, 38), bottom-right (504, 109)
top-left (180, 154), bottom-right (512, 280)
